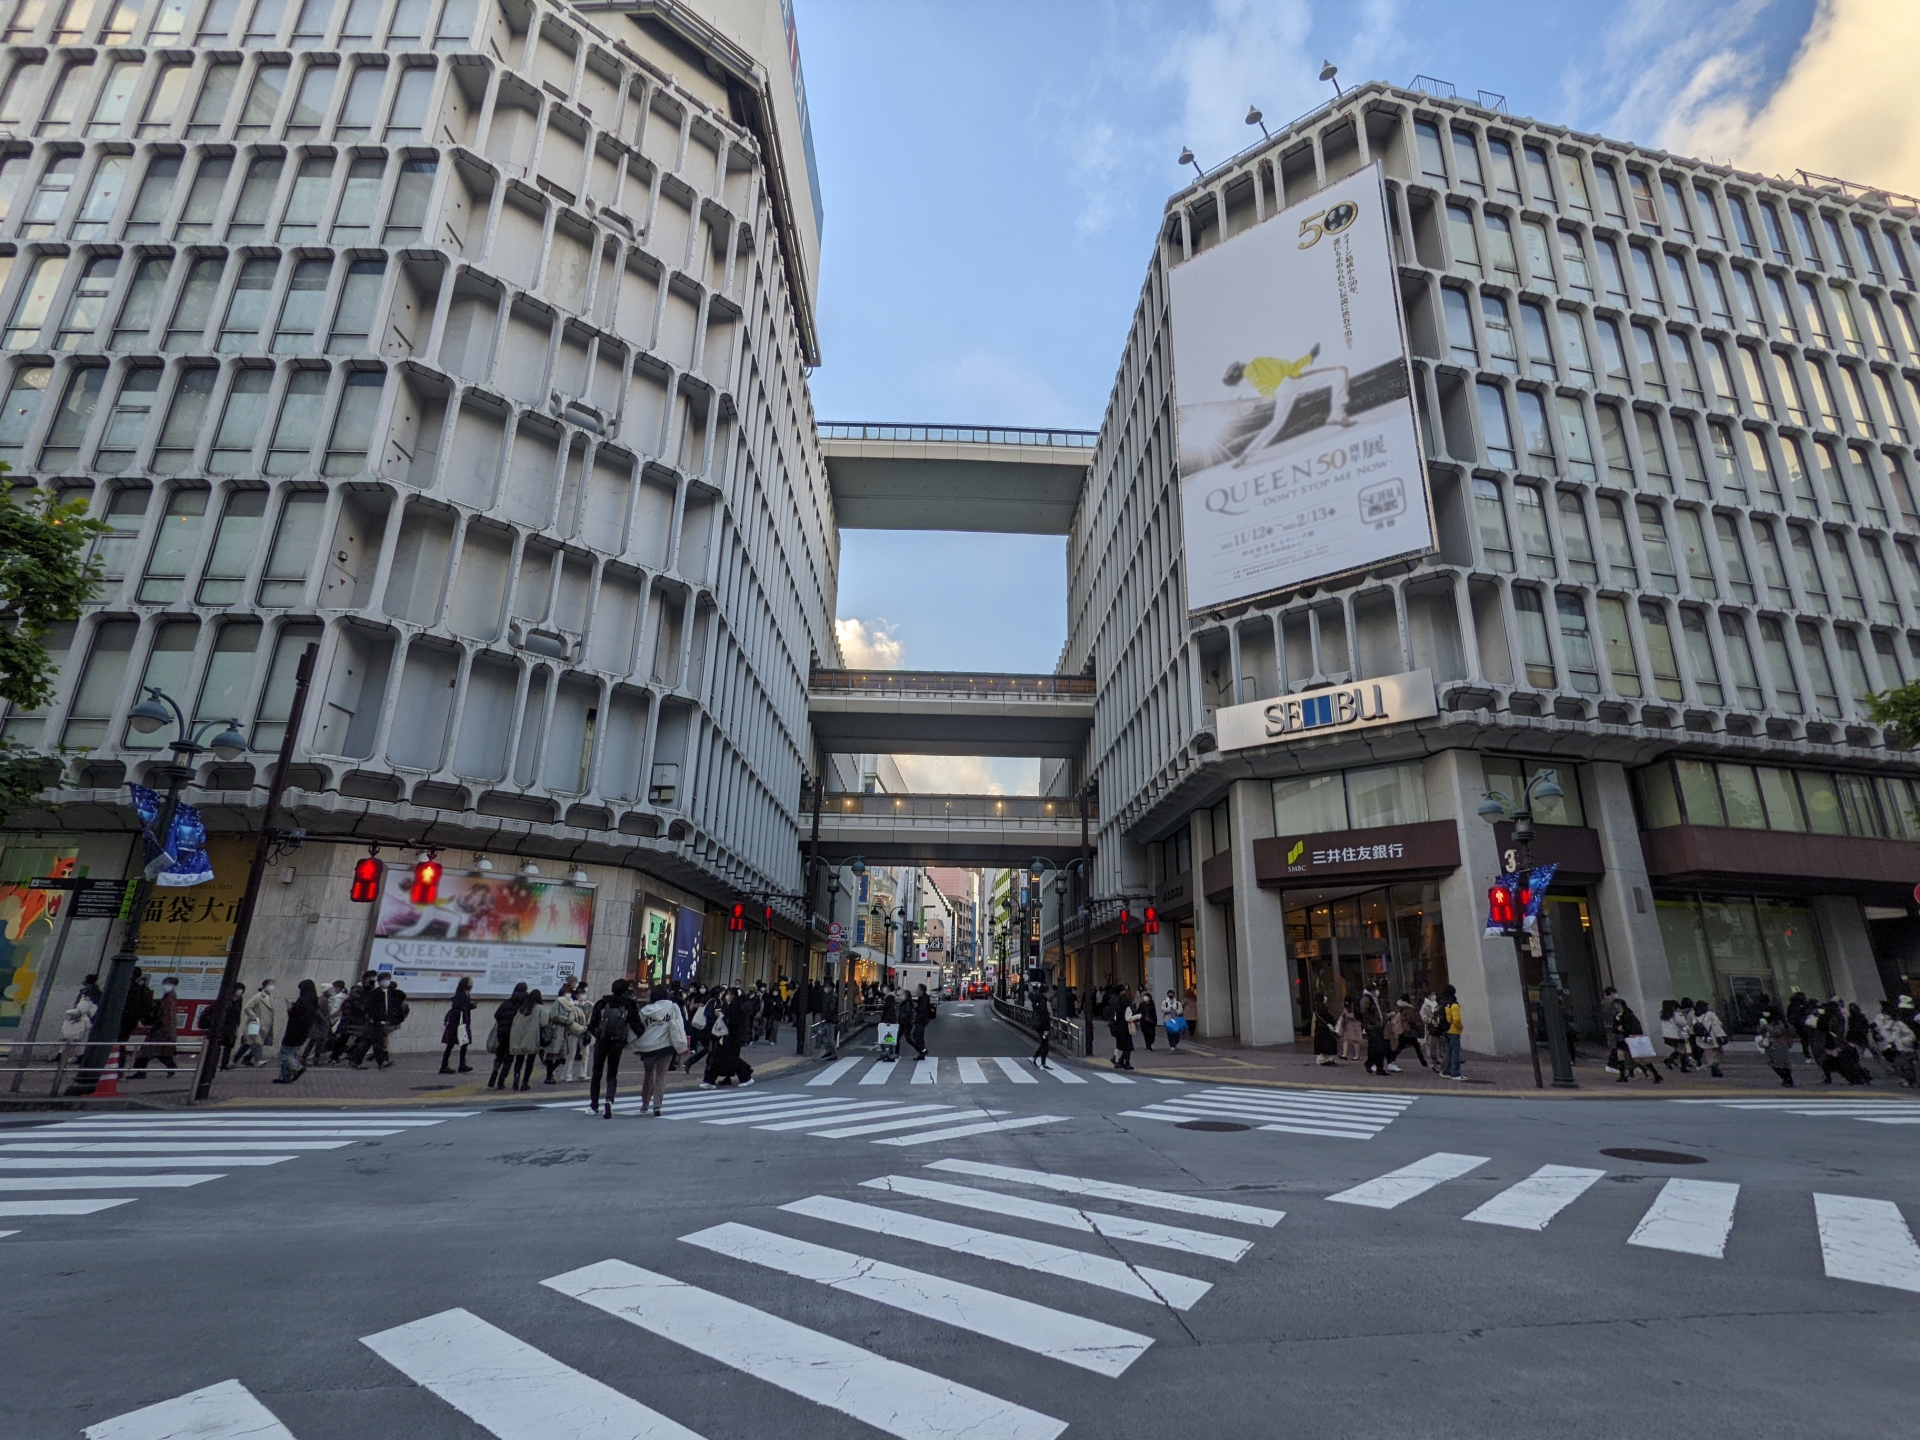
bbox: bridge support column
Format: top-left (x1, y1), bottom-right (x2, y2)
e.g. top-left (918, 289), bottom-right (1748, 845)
top-left (1229, 777), bottom-right (1295, 1045)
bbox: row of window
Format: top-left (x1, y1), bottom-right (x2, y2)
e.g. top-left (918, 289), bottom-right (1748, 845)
top-left (1, 0), bottom-right (481, 54)
top-left (1272, 761), bottom-right (1430, 836)
top-left (0, 145), bottom-right (437, 249)
top-left (1633, 757), bottom-right (1920, 843)
top-left (1468, 477), bottom-right (1920, 621)
top-left (1411, 117), bottom-right (1919, 287)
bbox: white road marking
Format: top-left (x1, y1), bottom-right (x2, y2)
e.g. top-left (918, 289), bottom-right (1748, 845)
top-left (1463, 1165), bottom-right (1606, 1231)
top-left (1096, 1072), bottom-right (1136, 1084)
top-left (1119, 1108), bottom-right (1376, 1140)
top-left (751, 1102), bottom-right (921, 1131)
top-left (545, 1259), bottom-right (1067, 1440)
top-left (0, 1141), bottom-right (353, 1153)
top-left (912, 1057), bottom-right (939, 1084)
top-left (1627, 1179), bottom-right (1740, 1258)
top-left (861, 1174), bottom-right (1250, 1259)
top-left (681, 1222), bottom-right (1152, 1376)
top-left (956, 1058), bottom-right (989, 1084)
top-left (807, 1108), bottom-right (996, 1139)
top-left (874, 1115), bottom-right (1066, 1146)
top-left (0, 1198), bottom-right (136, 1216)
top-left (36, 1127), bottom-right (407, 1139)
top-left (1043, 1066), bottom-right (1087, 1084)
top-left (85, 1378), bottom-right (298, 1440)
top-left (807, 1058), bottom-right (861, 1086)
top-left (361, 1306), bottom-right (705, 1440)
top-left (858, 1061), bottom-right (899, 1085)
top-left (0, 1155), bottom-right (294, 1169)
top-left (694, 1100), bottom-right (877, 1127)
top-left (0, 1173), bottom-right (222, 1191)
top-left (1328, 1153), bottom-right (1490, 1210)
top-left (781, 1194), bottom-right (1212, 1309)
top-left (990, 1057), bottom-right (1039, 1085)
top-left (1813, 1193), bottom-right (1920, 1293)
top-left (54, 1114), bottom-right (452, 1125)
top-left (926, 1159), bottom-right (1285, 1227)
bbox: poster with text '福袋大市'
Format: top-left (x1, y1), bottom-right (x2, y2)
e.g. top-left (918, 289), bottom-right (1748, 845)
top-left (1170, 162), bottom-right (1434, 612)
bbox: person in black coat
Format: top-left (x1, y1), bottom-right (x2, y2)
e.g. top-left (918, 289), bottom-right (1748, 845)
top-left (1030, 990), bottom-right (1053, 1070)
top-left (440, 976), bottom-right (475, 1074)
top-left (487, 983), bottom-right (528, 1089)
top-left (275, 980), bottom-right (322, 1084)
top-left (586, 979), bottom-right (642, 1117)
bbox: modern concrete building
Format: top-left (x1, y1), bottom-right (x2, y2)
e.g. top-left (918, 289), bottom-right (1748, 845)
top-left (1062, 81), bottom-right (1920, 1053)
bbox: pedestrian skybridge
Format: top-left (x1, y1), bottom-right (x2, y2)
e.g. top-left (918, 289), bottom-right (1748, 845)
top-left (808, 669), bottom-right (1095, 758)
top-left (813, 792), bottom-right (1092, 866)
top-left (820, 423), bottom-right (1096, 534)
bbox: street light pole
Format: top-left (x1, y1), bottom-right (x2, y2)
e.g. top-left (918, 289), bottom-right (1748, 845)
top-left (1480, 773), bottom-right (1578, 1090)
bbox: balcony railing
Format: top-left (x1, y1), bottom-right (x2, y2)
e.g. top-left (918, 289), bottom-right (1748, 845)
top-left (810, 669), bottom-right (1095, 696)
top-left (820, 422), bottom-right (1097, 449)
top-left (816, 793), bottom-right (1096, 822)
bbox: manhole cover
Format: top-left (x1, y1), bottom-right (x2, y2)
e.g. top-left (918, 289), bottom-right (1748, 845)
top-left (1600, 1148), bottom-right (1705, 1165)
top-left (411, 1084), bottom-right (454, 1091)
top-left (1177, 1119), bottom-right (1251, 1132)
top-left (492, 1104), bottom-right (538, 1113)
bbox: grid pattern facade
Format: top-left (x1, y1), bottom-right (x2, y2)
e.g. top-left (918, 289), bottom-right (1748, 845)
top-left (1071, 80), bottom-right (1920, 868)
top-left (0, 0), bottom-right (838, 904)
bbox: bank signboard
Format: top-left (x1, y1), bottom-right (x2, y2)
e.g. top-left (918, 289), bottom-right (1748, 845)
top-left (1215, 669), bottom-right (1438, 753)
top-left (1169, 162), bottom-right (1434, 612)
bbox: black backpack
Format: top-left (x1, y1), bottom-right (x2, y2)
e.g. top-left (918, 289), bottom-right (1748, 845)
top-left (595, 1000), bottom-right (632, 1047)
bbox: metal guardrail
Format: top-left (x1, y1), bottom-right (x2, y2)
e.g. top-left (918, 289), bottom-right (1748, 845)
top-left (820, 423), bottom-right (1097, 449)
top-left (809, 1004), bottom-right (877, 1058)
top-left (2, 1039), bottom-right (209, 1105)
top-left (820, 793), bottom-right (1094, 822)
top-left (992, 995), bottom-right (1087, 1057)
top-left (809, 669), bottom-right (1096, 696)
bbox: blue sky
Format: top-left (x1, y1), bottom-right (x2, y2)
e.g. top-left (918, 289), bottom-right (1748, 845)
top-left (795, 0), bottom-right (1872, 787)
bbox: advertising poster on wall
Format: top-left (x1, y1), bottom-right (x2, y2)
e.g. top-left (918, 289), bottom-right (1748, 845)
top-left (671, 906), bottom-right (703, 983)
top-left (136, 835), bottom-right (251, 1031)
top-left (1170, 162), bottom-right (1434, 612)
top-left (369, 868), bottom-right (595, 998)
top-left (0, 845), bottom-right (80, 1032)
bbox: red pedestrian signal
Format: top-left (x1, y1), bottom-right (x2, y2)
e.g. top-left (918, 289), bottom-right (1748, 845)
top-left (763, 903), bottom-right (773, 930)
top-left (1487, 882), bottom-right (1517, 932)
top-left (350, 855), bottom-right (383, 903)
top-left (728, 902), bottom-right (746, 932)
top-left (1118, 907), bottom-right (1132, 934)
top-left (1143, 906), bottom-right (1159, 935)
top-left (409, 855), bottom-right (442, 906)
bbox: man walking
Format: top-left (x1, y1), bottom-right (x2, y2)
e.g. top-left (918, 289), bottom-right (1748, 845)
top-left (130, 976), bottom-right (181, 1079)
top-left (587, 978), bottom-right (641, 1118)
top-left (908, 984), bottom-right (932, 1061)
top-left (1030, 988), bottom-right (1053, 1070)
top-left (348, 972), bottom-right (408, 1069)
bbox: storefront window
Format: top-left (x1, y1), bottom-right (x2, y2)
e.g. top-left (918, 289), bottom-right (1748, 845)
top-left (1631, 758), bottom-right (1897, 839)
top-left (1482, 756), bottom-right (1585, 825)
top-left (1285, 882), bottom-right (1449, 1028)
top-left (1272, 761), bottom-right (1428, 834)
top-left (1272, 773), bottom-right (1347, 834)
top-left (1657, 892), bottom-right (1832, 1030)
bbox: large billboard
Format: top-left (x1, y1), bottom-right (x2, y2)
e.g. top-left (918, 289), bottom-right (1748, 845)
top-left (368, 869), bottom-right (594, 998)
top-left (1170, 162), bottom-right (1433, 612)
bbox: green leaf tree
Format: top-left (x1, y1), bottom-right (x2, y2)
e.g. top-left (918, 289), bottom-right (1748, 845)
top-left (1867, 680), bottom-right (1920, 751)
top-left (0, 478), bottom-right (107, 818)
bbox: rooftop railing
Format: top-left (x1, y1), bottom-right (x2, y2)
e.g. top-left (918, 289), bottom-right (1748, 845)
top-left (819, 423), bottom-right (1097, 449)
top-left (810, 669), bottom-right (1096, 696)
top-left (816, 792), bottom-right (1096, 822)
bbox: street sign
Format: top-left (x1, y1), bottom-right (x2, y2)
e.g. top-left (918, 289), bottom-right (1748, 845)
top-left (74, 879), bottom-right (132, 920)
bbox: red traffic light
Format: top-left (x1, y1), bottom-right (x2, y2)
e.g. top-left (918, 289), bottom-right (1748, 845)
top-left (409, 856), bottom-right (442, 905)
top-left (350, 855), bottom-right (383, 904)
top-left (728, 902), bottom-right (746, 933)
top-left (1143, 905), bottom-right (1159, 935)
top-left (1487, 883), bottom-right (1517, 930)
top-left (1118, 907), bottom-right (1133, 935)
top-left (763, 904), bottom-right (774, 930)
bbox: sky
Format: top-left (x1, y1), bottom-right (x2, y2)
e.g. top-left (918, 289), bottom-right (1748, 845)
top-left (797, 0), bottom-right (1915, 791)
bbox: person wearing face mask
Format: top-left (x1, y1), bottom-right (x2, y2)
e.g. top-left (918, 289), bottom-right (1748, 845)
top-left (236, 980), bottom-right (277, 1067)
top-left (130, 976), bottom-right (182, 1079)
top-left (348, 972), bottom-right (408, 1069)
top-left (275, 980), bottom-right (323, 1084)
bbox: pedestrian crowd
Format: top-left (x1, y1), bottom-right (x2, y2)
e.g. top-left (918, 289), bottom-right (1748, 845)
top-left (1311, 987), bottom-right (1467, 1079)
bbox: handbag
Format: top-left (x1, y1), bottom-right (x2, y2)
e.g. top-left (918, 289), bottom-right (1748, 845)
top-left (1625, 1034), bottom-right (1656, 1059)
top-left (245, 1020), bottom-right (262, 1039)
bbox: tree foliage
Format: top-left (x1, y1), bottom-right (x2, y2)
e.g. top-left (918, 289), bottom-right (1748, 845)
top-left (1867, 680), bottom-right (1920, 750)
top-left (0, 479), bottom-right (107, 818)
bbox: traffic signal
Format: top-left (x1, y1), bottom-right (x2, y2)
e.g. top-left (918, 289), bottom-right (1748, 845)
top-left (1143, 905), bottom-right (1159, 935)
top-left (1487, 880), bottom-right (1517, 933)
top-left (728, 902), bottom-right (746, 932)
top-left (763, 903), bottom-right (774, 931)
top-left (1118, 907), bottom-right (1133, 935)
top-left (350, 854), bottom-right (383, 903)
top-left (409, 855), bottom-right (442, 905)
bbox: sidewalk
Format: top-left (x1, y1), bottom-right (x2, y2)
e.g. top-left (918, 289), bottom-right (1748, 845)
top-left (196, 1039), bottom-right (811, 1109)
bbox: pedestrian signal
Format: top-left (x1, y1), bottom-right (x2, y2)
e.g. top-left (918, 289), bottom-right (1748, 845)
top-left (1487, 881), bottom-right (1517, 933)
top-left (728, 902), bottom-right (746, 932)
top-left (409, 856), bottom-right (442, 905)
top-left (763, 903), bottom-right (774, 930)
top-left (1118, 907), bottom-right (1133, 934)
top-left (1143, 905), bottom-right (1160, 935)
top-left (350, 855), bottom-right (383, 903)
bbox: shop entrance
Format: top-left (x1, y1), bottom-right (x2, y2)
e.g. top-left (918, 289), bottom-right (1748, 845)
top-left (1282, 882), bottom-right (1449, 1034)
top-left (1515, 892), bottom-right (1611, 1047)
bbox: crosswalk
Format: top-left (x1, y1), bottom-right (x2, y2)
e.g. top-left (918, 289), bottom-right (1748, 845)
top-left (1673, 1097), bottom-right (1920, 1126)
top-left (1328, 1149), bottom-right (1920, 1284)
top-left (1120, 1084), bottom-right (1414, 1139)
top-left (540, 1085), bottom-right (1072, 1146)
top-left (806, 1054), bottom-right (1176, 1087)
top-left (0, 1109), bottom-right (469, 1240)
top-left (87, 1158), bottom-right (1282, 1439)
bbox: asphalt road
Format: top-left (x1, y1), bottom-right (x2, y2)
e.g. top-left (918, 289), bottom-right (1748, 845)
top-left (7, 1005), bottom-right (1918, 1439)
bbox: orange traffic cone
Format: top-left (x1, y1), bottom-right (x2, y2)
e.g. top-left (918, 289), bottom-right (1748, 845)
top-left (92, 1044), bottom-right (122, 1098)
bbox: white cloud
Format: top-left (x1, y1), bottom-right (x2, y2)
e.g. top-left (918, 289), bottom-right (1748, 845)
top-left (892, 755), bottom-right (1040, 795)
top-left (834, 617), bottom-right (905, 669)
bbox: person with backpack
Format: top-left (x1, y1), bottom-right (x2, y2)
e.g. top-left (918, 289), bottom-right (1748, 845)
top-left (587, 979), bottom-right (642, 1117)
top-left (486, 983), bottom-right (529, 1089)
top-left (1390, 994), bottom-right (1427, 1070)
top-left (1691, 997), bottom-right (1728, 1078)
top-left (1870, 998), bottom-right (1917, 1087)
top-left (633, 985), bottom-right (689, 1114)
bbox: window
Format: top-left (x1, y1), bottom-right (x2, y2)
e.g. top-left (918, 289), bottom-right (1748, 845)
top-left (1597, 495), bottom-right (1634, 582)
top-left (1558, 153), bottom-right (1591, 214)
top-left (218, 256), bottom-right (276, 351)
top-left (434, 0), bottom-right (475, 50)
top-left (1713, 513), bottom-right (1754, 602)
top-left (1630, 323), bottom-right (1665, 397)
top-left (330, 154), bottom-right (381, 240)
top-left (1517, 389), bottom-right (1554, 473)
top-left (88, 483), bottom-right (149, 582)
top-left (1481, 293), bottom-right (1516, 372)
top-left (52, 254), bottom-right (114, 349)
top-left (1520, 300), bottom-right (1554, 375)
top-left (1557, 228), bottom-right (1592, 297)
top-left (1597, 403), bottom-right (1632, 484)
top-left (1595, 317), bottom-right (1628, 383)
top-left (1523, 144), bottom-right (1554, 207)
top-left (1772, 351), bottom-right (1809, 425)
top-left (1640, 604), bottom-right (1682, 701)
top-left (1596, 237), bottom-right (1628, 304)
top-left (1555, 592), bottom-right (1598, 693)
top-left (1765, 274), bottom-right (1798, 341)
top-left (0, 153), bottom-right (29, 226)
top-left (1798, 622), bottom-right (1840, 716)
top-left (1731, 265), bottom-right (1765, 336)
top-left (1790, 208), bottom-right (1820, 268)
top-left (1826, 531), bottom-right (1865, 618)
top-left (1487, 136), bottom-right (1519, 199)
top-left (61, 619), bottom-right (136, 748)
top-left (1751, 520), bottom-right (1790, 605)
top-left (1720, 615), bottom-right (1763, 709)
top-left (339, 0), bottom-right (376, 45)
top-left (1660, 178), bottom-right (1692, 240)
top-left (94, 365), bottom-right (157, 472)
top-left (1835, 627), bottom-right (1874, 710)
top-left (1679, 608), bottom-right (1722, 705)
top-left (1758, 617), bottom-right (1800, 712)
top-left (337, 64), bottom-right (384, 137)
top-left (1890, 455), bottom-right (1920, 528)
top-left (1556, 309), bottom-right (1592, 383)
top-left (1839, 364), bottom-right (1874, 436)
top-left (237, 62), bottom-right (289, 135)
top-left (1673, 506), bottom-right (1716, 596)
top-left (1483, 212), bottom-right (1518, 275)
top-left (383, 157), bottom-right (433, 241)
top-left (257, 489), bottom-right (323, 600)
top-left (1865, 297), bottom-right (1898, 360)
top-left (1759, 202), bottom-right (1790, 262)
top-left (264, 365), bottom-right (324, 471)
top-left (1271, 773), bottom-right (1346, 835)
top-left (188, 62), bottom-right (238, 136)
top-left (163, 256), bottom-right (223, 351)
top-left (0, 61), bottom-right (45, 128)
top-left (1446, 203), bottom-right (1480, 276)
top-left (1514, 482), bottom-right (1554, 575)
top-left (137, 63), bottom-right (189, 136)
top-left (176, 153), bottom-right (232, 238)
top-left (208, 368), bottom-right (271, 471)
top-left (1596, 596), bottom-right (1639, 696)
top-left (1630, 243), bottom-right (1663, 311)
top-left (1634, 410), bottom-right (1672, 492)
top-left (19, 152), bottom-right (77, 235)
top-left (1831, 286), bottom-right (1865, 357)
top-left (323, 368), bottom-right (381, 473)
top-left (109, 254), bottom-right (167, 348)
top-left (196, 488), bottom-right (266, 603)
top-left (290, 0), bottom-right (329, 46)
top-left (1450, 128), bottom-right (1483, 193)
top-left (272, 257), bottom-right (328, 351)
top-left (151, 366), bottom-right (215, 472)
top-left (138, 484), bottom-right (209, 600)
top-left (1814, 439), bottom-right (1852, 519)
top-left (1637, 500), bottom-right (1677, 592)
top-left (1860, 535), bottom-right (1900, 620)
top-left (1477, 382), bottom-right (1513, 466)
top-left (1471, 477), bottom-right (1511, 570)
top-left (245, 0), bottom-right (286, 43)
top-left (228, 156), bottom-right (283, 237)
top-left (1797, 278), bottom-right (1831, 348)
top-left (1737, 346), bottom-right (1774, 419)
top-left (383, 65), bottom-right (432, 142)
top-left (1852, 219), bottom-right (1883, 283)
top-left (1819, 214), bottom-right (1850, 277)
top-left (251, 620), bottom-right (321, 745)
top-left (1627, 170), bottom-right (1660, 227)
top-left (1521, 219), bottom-right (1553, 284)
top-left (36, 362), bottom-right (101, 467)
top-left (1787, 523), bottom-right (1826, 605)
top-left (124, 620), bottom-right (201, 748)
top-left (1345, 762), bottom-right (1429, 828)
top-left (1413, 120), bottom-right (1446, 182)
top-left (1706, 421), bottom-right (1744, 501)
top-left (1703, 341), bottom-right (1736, 409)
top-left (194, 620), bottom-right (260, 728)
top-left (287, 63), bottom-right (336, 137)
top-left (198, 0), bottom-right (241, 43)
top-left (1667, 331), bottom-right (1703, 405)
top-left (278, 155), bottom-right (332, 240)
top-left (68, 153), bottom-right (125, 238)
top-left (85, 58), bottom-right (140, 136)
top-left (327, 257), bottom-right (383, 351)
top-left (2, 253), bottom-right (66, 347)
top-left (1511, 588), bottom-right (1556, 688)
top-left (2, 0), bottom-right (47, 40)
top-left (38, 60), bottom-right (94, 136)
top-left (1697, 260), bottom-right (1732, 327)
top-left (123, 154), bottom-right (179, 237)
top-left (1874, 370), bottom-right (1909, 443)
top-left (1557, 492), bottom-right (1597, 581)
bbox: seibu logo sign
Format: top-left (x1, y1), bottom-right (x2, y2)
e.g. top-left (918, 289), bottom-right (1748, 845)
top-left (1214, 668), bottom-right (1438, 753)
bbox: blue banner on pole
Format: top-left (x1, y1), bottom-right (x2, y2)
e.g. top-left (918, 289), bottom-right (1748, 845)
top-left (1523, 863), bottom-right (1558, 930)
top-left (128, 783), bottom-right (215, 888)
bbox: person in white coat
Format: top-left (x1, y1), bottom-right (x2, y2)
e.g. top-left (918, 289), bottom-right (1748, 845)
top-left (633, 985), bottom-right (690, 1115)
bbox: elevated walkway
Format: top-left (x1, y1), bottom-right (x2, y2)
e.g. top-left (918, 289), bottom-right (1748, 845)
top-left (820, 423), bottom-right (1094, 534)
top-left (812, 792), bottom-right (1092, 866)
top-left (808, 669), bottom-right (1094, 758)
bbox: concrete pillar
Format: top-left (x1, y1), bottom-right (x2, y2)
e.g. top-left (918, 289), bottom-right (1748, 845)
top-left (1146, 925), bottom-right (1176, 1008)
top-left (1229, 776), bottom-right (1295, 1044)
top-left (1811, 894), bottom-right (1885, 1003)
top-left (1191, 810), bottom-right (1235, 1039)
top-left (1428, 749), bottom-right (1531, 1055)
top-left (1584, 761), bottom-right (1672, 1022)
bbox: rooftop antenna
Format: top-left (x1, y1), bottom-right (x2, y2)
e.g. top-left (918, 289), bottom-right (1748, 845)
top-left (1245, 104), bottom-right (1269, 139)
top-left (1178, 146), bottom-right (1204, 180)
top-left (1319, 60), bottom-right (1343, 96)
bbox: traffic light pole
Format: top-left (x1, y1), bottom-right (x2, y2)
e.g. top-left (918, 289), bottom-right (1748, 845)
top-left (1510, 821), bottom-right (1577, 1091)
